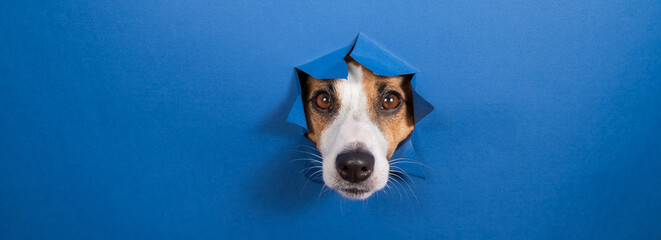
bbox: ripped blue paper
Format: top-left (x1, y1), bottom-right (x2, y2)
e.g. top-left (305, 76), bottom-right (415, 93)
top-left (288, 33), bottom-right (434, 182)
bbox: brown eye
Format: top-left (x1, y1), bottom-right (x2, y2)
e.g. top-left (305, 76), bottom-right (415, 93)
top-left (315, 92), bottom-right (332, 110)
top-left (382, 92), bottom-right (400, 109)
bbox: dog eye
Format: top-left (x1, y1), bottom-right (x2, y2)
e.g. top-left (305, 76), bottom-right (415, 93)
top-left (382, 92), bottom-right (400, 110)
top-left (315, 92), bottom-right (333, 110)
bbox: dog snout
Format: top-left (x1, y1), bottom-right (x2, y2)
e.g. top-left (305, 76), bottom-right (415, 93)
top-left (335, 151), bottom-right (375, 183)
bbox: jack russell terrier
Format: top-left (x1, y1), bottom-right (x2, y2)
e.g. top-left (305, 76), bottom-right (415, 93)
top-left (300, 56), bottom-right (416, 200)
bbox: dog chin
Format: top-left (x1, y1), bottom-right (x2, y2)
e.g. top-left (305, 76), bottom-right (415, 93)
top-left (336, 188), bottom-right (375, 200)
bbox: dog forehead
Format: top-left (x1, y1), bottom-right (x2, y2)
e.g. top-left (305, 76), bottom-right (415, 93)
top-left (334, 62), bottom-right (367, 113)
top-left (346, 62), bottom-right (363, 83)
top-left (343, 62), bottom-right (404, 94)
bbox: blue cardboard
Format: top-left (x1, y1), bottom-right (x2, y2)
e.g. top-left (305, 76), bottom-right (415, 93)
top-left (1, 1), bottom-right (660, 239)
top-left (288, 33), bottom-right (434, 181)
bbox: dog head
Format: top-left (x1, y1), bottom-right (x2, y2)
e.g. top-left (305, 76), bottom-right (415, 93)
top-left (301, 57), bottom-right (415, 200)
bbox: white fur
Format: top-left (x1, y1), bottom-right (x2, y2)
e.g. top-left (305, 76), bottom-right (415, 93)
top-left (319, 62), bottom-right (389, 200)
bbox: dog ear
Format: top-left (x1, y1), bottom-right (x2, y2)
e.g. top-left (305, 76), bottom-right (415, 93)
top-left (297, 69), bottom-right (311, 100)
top-left (296, 69), bottom-right (316, 139)
top-left (343, 55), bottom-right (355, 64)
top-left (401, 73), bottom-right (414, 83)
top-left (400, 74), bottom-right (415, 122)
top-left (401, 74), bottom-right (414, 93)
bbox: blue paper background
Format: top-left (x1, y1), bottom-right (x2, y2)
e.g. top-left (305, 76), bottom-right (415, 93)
top-left (2, 1), bottom-right (660, 239)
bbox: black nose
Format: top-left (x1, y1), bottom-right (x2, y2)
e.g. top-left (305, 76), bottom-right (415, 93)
top-left (335, 151), bottom-right (375, 183)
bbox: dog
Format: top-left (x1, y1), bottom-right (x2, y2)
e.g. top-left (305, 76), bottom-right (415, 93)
top-left (301, 56), bottom-right (415, 200)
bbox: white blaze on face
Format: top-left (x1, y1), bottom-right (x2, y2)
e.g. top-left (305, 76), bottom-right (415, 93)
top-left (319, 62), bottom-right (389, 199)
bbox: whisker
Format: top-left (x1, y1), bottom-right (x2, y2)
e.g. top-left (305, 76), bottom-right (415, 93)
top-left (389, 164), bottom-right (409, 172)
top-left (292, 150), bottom-right (323, 159)
top-left (301, 165), bottom-right (322, 171)
top-left (390, 160), bottom-right (427, 165)
top-left (319, 184), bottom-right (332, 198)
top-left (301, 166), bottom-right (322, 172)
top-left (390, 173), bottom-right (417, 201)
top-left (389, 172), bottom-right (407, 184)
top-left (291, 158), bottom-right (322, 163)
top-left (388, 178), bottom-right (403, 200)
top-left (388, 174), bottom-right (407, 200)
top-left (308, 170), bottom-right (323, 178)
top-left (295, 144), bottom-right (320, 152)
top-left (303, 167), bottom-right (323, 176)
top-left (389, 160), bottom-right (431, 169)
top-left (389, 158), bottom-right (426, 164)
top-left (301, 168), bottom-right (324, 194)
top-left (389, 171), bottom-right (414, 185)
top-left (389, 174), bottom-right (412, 200)
top-left (389, 165), bottom-right (408, 173)
top-left (319, 185), bottom-right (327, 198)
top-left (389, 157), bottom-right (425, 163)
top-left (383, 183), bottom-right (395, 200)
top-left (389, 166), bottom-right (415, 183)
top-left (404, 181), bottom-right (418, 201)
top-left (301, 174), bottom-right (315, 194)
top-left (389, 157), bottom-right (421, 162)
